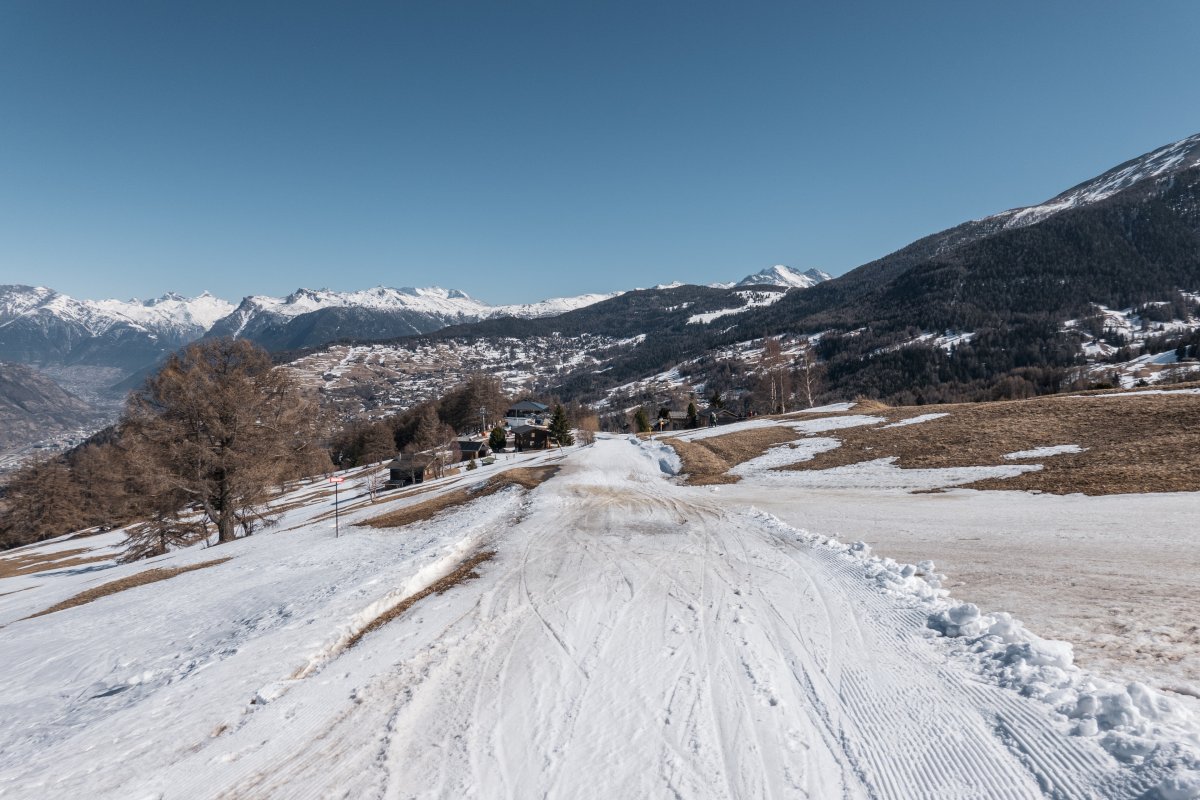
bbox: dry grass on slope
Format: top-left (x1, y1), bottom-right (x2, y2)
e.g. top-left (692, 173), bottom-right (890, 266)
top-left (786, 392), bottom-right (1200, 495)
top-left (359, 466), bottom-right (560, 529)
top-left (666, 427), bottom-right (809, 486)
top-left (0, 548), bottom-right (114, 580)
top-left (27, 557), bottom-right (233, 619)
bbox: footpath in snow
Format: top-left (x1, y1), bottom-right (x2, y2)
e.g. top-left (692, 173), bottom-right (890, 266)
top-left (0, 438), bottom-right (1197, 798)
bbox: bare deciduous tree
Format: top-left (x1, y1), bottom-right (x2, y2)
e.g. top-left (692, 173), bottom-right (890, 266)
top-left (124, 338), bottom-right (325, 546)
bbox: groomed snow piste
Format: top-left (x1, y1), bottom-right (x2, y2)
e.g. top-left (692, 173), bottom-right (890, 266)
top-left (0, 438), bottom-right (1197, 799)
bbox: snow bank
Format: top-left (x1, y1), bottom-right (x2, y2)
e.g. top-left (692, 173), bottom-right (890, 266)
top-left (748, 509), bottom-right (1200, 796)
top-left (1004, 444), bottom-right (1085, 460)
top-left (632, 435), bottom-right (682, 476)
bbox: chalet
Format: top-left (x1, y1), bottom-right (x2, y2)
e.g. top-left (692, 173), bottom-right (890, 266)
top-left (386, 454), bottom-right (434, 488)
top-left (457, 439), bottom-right (491, 460)
top-left (512, 424), bottom-right (552, 451)
top-left (506, 400), bottom-right (550, 427)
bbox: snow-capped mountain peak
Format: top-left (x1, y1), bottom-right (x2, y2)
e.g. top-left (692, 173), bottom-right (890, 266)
top-left (735, 265), bottom-right (831, 289)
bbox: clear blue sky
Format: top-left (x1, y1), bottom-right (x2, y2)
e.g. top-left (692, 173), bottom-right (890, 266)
top-left (1, 1), bottom-right (1198, 305)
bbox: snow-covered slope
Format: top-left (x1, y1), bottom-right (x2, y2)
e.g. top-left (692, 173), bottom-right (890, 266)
top-left (735, 264), bottom-right (832, 289)
top-left (1, 437), bottom-right (1196, 798)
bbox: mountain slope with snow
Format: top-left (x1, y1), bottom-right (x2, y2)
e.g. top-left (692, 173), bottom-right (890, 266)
top-left (0, 285), bottom-right (234, 370)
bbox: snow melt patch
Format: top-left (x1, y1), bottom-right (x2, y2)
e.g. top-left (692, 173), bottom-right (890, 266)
top-left (744, 456), bottom-right (1038, 491)
top-left (686, 290), bottom-right (785, 325)
top-left (1004, 444), bottom-right (1086, 460)
top-left (883, 413), bottom-right (949, 428)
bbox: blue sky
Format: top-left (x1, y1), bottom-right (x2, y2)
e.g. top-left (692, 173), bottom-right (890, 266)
top-left (1, 1), bottom-right (1198, 305)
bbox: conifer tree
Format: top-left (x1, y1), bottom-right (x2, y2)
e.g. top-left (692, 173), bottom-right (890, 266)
top-left (548, 404), bottom-right (574, 446)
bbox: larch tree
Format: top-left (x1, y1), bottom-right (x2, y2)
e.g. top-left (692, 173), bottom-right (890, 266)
top-left (124, 338), bottom-right (324, 545)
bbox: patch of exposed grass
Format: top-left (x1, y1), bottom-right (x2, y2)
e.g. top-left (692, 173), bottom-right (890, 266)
top-left (27, 557), bottom-right (233, 619)
top-left (665, 427), bottom-right (807, 485)
top-left (0, 548), bottom-right (114, 580)
top-left (359, 466), bottom-right (560, 529)
top-left (346, 550), bottom-right (495, 648)
top-left (784, 392), bottom-right (1200, 495)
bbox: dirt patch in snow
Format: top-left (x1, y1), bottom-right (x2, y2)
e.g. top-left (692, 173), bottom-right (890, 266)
top-left (0, 548), bottom-right (113, 580)
top-left (359, 466), bottom-right (560, 529)
top-left (346, 550), bottom-right (495, 649)
top-left (784, 392), bottom-right (1200, 495)
top-left (26, 557), bottom-right (233, 619)
top-left (666, 427), bottom-right (808, 485)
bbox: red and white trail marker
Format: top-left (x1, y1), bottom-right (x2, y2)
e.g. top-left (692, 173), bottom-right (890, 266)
top-left (328, 476), bottom-right (345, 484)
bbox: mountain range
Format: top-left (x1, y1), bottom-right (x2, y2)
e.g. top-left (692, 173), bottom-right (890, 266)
top-left (0, 265), bottom-right (826, 372)
top-left (5, 130), bottom-right (1200, 464)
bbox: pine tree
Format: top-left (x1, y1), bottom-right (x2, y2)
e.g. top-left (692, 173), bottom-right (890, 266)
top-left (633, 408), bottom-right (652, 433)
top-left (548, 404), bottom-right (574, 446)
top-left (489, 426), bottom-right (508, 452)
top-left (685, 401), bottom-right (698, 428)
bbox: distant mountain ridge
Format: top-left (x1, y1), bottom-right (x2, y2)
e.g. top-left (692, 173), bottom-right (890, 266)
top-left (0, 264), bottom-right (827, 372)
top-left (206, 285), bottom-right (627, 351)
top-left (0, 286), bottom-right (235, 370)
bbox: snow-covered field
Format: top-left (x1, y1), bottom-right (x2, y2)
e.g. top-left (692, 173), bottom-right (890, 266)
top-left (1, 437), bottom-right (1198, 798)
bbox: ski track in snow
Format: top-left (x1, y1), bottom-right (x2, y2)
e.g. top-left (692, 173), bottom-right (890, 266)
top-left (0, 439), bottom-right (1195, 798)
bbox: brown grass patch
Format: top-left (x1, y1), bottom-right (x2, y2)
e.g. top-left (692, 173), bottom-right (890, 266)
top-left (665, 427), bottom-right (808, 485)
top-left (27, 557), bottom-right (233, 619)
top-left (359, 466), bottom-right (560, 529)
top-left (346, 550), bottom-right (494, 648)
top-left (784, 392), bottom-right (1200, 495)
top-left (0, 548), bottom-right (115, 580)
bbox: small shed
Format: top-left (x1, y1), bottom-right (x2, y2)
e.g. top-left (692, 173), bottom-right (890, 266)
top-left (387, 454), bottom-right (434, 488)
top-left (512, 424), bottom-right (552, 451)
top-left (457, 440), bottom-right (492, 460)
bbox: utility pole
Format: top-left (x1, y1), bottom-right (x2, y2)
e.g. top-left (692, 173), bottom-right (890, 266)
top-left (328, 475), bottom-right (345, 536)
